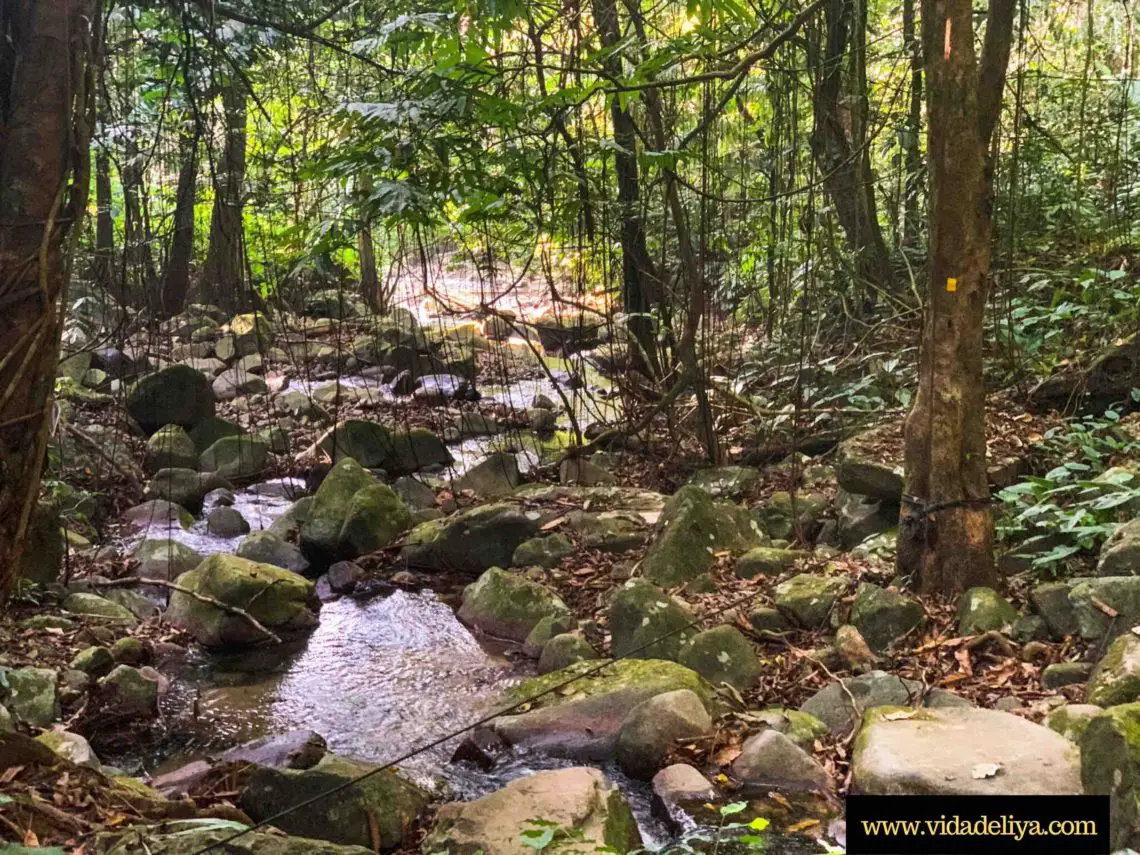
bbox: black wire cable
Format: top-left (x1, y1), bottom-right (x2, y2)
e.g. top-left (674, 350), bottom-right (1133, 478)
top-left (190, 580), bottom-right (769, 853)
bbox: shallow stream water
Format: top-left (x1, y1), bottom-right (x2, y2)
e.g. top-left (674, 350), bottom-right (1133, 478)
top-left (116, 366), bottom-right (832, 854)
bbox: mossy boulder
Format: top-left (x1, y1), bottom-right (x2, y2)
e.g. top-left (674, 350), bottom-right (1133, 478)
top-left (734, 546), bottom-right (808, 579)
top-left (566, 510), bottom-right (648, 552)
top-left (850, 582), bottom-right (924, 651)
top-left (0, 667), bottom-right (59, 727)
top-left (126, 364), bottom-right (215, 434)
top-left (338, 483), bottom-right (412, 557)
top-left (1098, 519), bottom-right (1140, 576)
top-left (1030, 581), bottom-right (1079, 639)
top-left (36, 729), bottom-right (100, 768)
top-left (731, 730), bottom-right (830, 793)
top-left (299, 457), bottom-right (378, 561)
top-left (98, 664), bottom-right (159, 718)
top-left (240, 753), bottom-right (429, 850)
top-left (758, 491), bottom-right (829, 541)
top-left (539, 633), bottom-right (597, 674)
top-left (458, 567), bottom-right (572, 642)
top-left (316, 420), bottom-right (395, 469)
top-left (1080, 702), bottom-right (1140, 850)
top-left (70, 646), bottom-right (114, 677)
top-left (133, 539), bottom-right (204, 581)
top-left (384, 427), bottom-right (452, 474)
top-left (144, 468), bottom-right (232, 513)
top-left (956, 587), bottom-right (1018, 635)
top-left (188, 415), bottom-right (243, 453)
top-left (424, 767), bottom-right (639, 855)
top-left (837, 429), bottom-right (904, 501)
top-left (750, 708), bottom-right (830, 751)
top-left (401, 503), bottom-right (543, 574)
top-left (1045, 704), bottom-right (1103, 743)
top-left (684, 466), bottom-right (760, 501)
top-left (61, 592), bottom-right (138, 625)
top-left (455, 451), bottom-right (521, 497)
top-left (1069, 577), bottom-right (1140, 640)
top-left (609, 579), bottom-right (696, 661)
top-left (200, 435), bottom-right (270, 479)
top-left (677, 625), bottom-right (762, 690)
top-left (145, 425), bottom-right (198, 473)
top-left (641, 486), bottom-right (767, 586)
top-left (512, 533), bottom-right (573, 568)
top-left (167, 554), bottom-right (319, 648)
top-left (1088, 634), bottom-right (1140, 707)
top-left (493, 659), bottom-right (716, 760)
top-left (99, 823), bottom-right (373, 854)
top-left (774, 573), bottom-right (848, 628)
top-left (236, 530), bottom-right (310, 574)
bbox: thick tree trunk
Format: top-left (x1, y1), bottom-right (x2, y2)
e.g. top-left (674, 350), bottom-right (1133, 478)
top-left (201, 78), bottom-right (247, 312)
top-left (898, 0), bottom-right (1015, 595)
top-left (158, 125), bottom-right (199, 316)
top-left (590, 0), bottom-right (660, 376)
top-left (0, 0), bottom-right (96, 600)
top-left (809, 0), bottom-right (895, 293)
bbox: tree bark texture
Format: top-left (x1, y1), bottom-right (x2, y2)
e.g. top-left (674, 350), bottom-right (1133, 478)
top-left (201, 77), bottom-right (247, 312)
top-left (0, 0), bottom-right (96, 600)
top-left (808, 0), bottom-right (895, 292)
top-left (898, 0), bottom-right (1015, 595)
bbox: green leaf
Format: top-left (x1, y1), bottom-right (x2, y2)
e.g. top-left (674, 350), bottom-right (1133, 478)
top-left (720, 802), bottom-right (748, 816)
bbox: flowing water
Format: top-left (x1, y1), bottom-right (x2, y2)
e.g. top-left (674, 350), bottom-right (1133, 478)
top-left (115, 366), bottom-right (833, 854)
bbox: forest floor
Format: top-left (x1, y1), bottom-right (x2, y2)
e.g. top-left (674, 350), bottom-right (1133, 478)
top-left (2, 296), bottom-right (1138, 852)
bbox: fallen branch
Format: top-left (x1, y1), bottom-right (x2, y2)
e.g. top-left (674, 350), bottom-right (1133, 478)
top-left (88, 576), bottom-right (281, 644)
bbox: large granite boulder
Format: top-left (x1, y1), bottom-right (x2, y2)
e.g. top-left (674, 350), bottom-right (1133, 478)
top-left (167, 554), bottom-right (320, 647)
top-left (144, 468), bottom-right (232, 513)
top-left (490, 659), bottom-right (716, 760)
top-left (144, 425), bottom-right (199, 473)
top-left (641, 486), bottom-right (766, 586)
top-left (127, 364), bottom-right (215, 435)
top-left (609, 579), bottom-right (696, 661)
top-left (458, 567), bottom-right (572, 642)
top-left (853, 706), bottom-right (1081, 795)
top-left (199, 435), bottom-right (270, 480)
top-left (424, 767), bottom-right (640, 855)
top-left (300, 457), bottom-right (410, 563)
top-left (1087, 633), bottom-right (1140, 706)
top-left (240, 753), bottom-right (429, 850)
top-left (850, 582), bottom-right (924, 651)
top-left (401, 503), bottom-right (542, 575)
top-left (677, 625), bottom-right (762, 690)
top-left (1080, 702), bottom-right (1140, 850)
top-left (1098, 519), bottom-right (1140, 576)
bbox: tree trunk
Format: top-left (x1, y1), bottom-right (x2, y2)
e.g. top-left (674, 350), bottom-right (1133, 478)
top-left (158, 124), bottom-right (199, 316)
top-left (901, 0), bottom-right (923, 247)
top-left (590, 0), bottom-right (660, 376)
top-left (93, 143), bottom-right (117, 294)
top-left (0, 0), bottom-right (96, 600)
top-left (808, 0), bottom-right (895, 293)
top-left (201, 78), bottom-right (248, 312)
top-left (897, 0), bottom-right (1015, 595)
top-left (121, 134), bottom-right (156, 299)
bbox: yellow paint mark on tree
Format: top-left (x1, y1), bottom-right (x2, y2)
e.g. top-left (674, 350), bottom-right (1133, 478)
top-left (946, 277), bottom-right (958, 292)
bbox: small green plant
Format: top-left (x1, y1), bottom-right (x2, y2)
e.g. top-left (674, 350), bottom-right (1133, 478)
top-left (997, 406), bottom-right (1140, 573)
